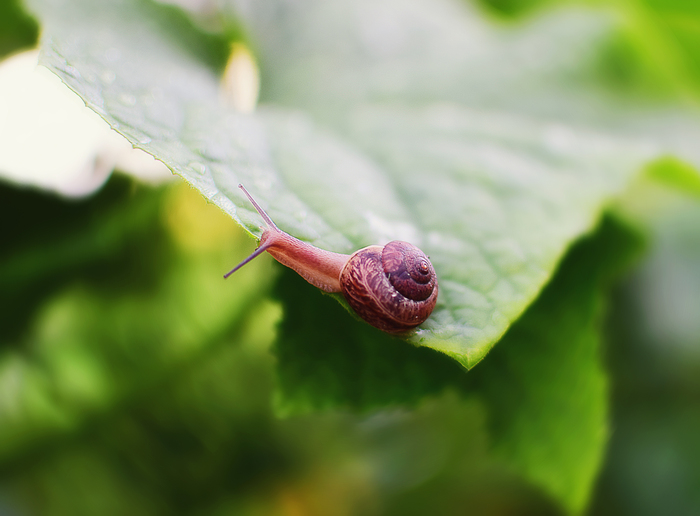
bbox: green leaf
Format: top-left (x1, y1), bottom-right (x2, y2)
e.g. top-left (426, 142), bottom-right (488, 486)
top-left (28, 0), bottom-right (700, 368)
top-left (467, 214), bottom-right (645, 514)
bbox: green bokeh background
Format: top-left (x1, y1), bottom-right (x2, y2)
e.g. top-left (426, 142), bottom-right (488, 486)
top-left (1, 0), bottom-right (700, 515)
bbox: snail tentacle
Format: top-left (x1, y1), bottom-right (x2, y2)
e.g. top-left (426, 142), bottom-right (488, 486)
top-left (226, 185), bottom-right (348, 292)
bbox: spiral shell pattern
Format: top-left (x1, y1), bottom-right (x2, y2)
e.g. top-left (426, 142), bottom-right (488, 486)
top-left (339, 241), bottom-right (438, 333)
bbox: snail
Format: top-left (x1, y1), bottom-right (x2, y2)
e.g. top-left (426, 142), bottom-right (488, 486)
top-left (225, 185), bottom-right (438, 333)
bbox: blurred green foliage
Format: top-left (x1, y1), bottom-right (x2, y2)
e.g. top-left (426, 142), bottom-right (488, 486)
top-left (0, 177), bottom-right (277, 465)
top-left (0, 0), bottom-right (37, 58)
top-left (476, 0), bottom-right (700, 101)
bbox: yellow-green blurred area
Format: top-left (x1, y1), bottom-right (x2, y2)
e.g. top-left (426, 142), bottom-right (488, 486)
top-left (2, 0), bottom-right (700, 515)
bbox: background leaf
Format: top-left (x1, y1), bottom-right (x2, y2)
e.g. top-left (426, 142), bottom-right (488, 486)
top-left (590, 184), bottom-right (700, 516)
top-left (467, 215), bottom-right (645, 514)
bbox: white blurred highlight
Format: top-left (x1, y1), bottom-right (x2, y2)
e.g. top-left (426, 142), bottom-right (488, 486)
top-left (0, 50), bottom-right (172, 198)
top-left (220, 43), bottom-right (260, 113)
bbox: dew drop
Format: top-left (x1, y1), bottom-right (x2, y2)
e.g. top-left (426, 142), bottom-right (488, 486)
top-left (105, 47), bottom-right (121, 62)
top-left (100, 70), bottom-right (116, 84)
top-left (188, 161), bottom-right (207, 174)
top-left (119, 93), bottom-right (136, 106)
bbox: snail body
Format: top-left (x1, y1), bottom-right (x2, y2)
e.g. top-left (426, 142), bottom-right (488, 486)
top-left (225, 185), bottom-right (438, 333)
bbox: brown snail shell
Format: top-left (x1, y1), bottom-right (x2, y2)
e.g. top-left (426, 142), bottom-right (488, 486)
top-left (225, 185), bottom-right (438, 333)
top-left (340, 242), bottom-right (438, 333)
